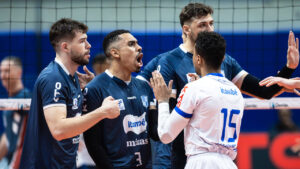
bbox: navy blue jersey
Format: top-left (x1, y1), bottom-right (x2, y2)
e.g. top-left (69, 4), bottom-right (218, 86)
top-left (20, 60), bottom-right (83, 169)
top-left (83, 71), bottom-right (154, 169)
top-left (158, 46), bottom-right (244, 98)
top-left (138, 55), bottom-right (163, 81)
top-left (157, 45), bottom-right (245, 169)
top-left (2, 88), bottom-right (31, 163)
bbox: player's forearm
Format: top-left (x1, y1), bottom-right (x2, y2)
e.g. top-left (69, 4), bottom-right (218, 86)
top-left (158, 103), bottom-right (188, 144)
top-left (287, 79), bottom-right (300, 88)
top-left (51, 107), bottom-right (108, 141)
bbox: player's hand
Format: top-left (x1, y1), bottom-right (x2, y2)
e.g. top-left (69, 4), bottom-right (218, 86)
top-left (101, 96), bottom-right (120, 119)
top-left (286, 31), bottom-right (299, 69)
top-left (76, 66), bottom-right (95, 89)
top-left (150, 71), bottom-right (173, 103)
top-left (188, 73), bottom-right (200, 82)
top-left (259, 76), bottom-right (296, 89)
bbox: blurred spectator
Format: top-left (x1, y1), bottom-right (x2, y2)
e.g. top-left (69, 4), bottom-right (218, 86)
top-left (270, 109), bottom-right (300, 157)
top-left (0, 56), bottom-right (31, 169)
top-left (92, 53), bottom-right (110, 75)
top-left (272, 109), bottom-right (299, 133)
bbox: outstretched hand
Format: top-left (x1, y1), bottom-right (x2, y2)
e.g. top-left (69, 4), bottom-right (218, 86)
top-left (76, 66), bottom-right (95, 89)
top-left (286, 31), bottom-right (299, 69)
top-left (260, 76), bottom-right (300, 89)
top-left (150, 71), bottom-right (173, 103)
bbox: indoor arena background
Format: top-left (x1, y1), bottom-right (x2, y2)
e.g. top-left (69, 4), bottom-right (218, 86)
top-left (0, 0), bottom-right (300, 168)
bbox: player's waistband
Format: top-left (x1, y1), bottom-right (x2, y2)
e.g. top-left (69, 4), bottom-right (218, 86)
top-left (186, 143), bottom-right (237, 160)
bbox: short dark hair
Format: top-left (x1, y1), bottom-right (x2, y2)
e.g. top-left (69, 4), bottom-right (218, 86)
top-left (179, 3), bottom-right (213, 27)
top-left (195, 31), bottom-right (226, 70)
top-left (49, 18), bottom-right (88, 51)
top-left (102, 29), bottom-right (130, 58)
top-left (1, 56), bottom-right (23, 68)
top-left (92, 53), bottom-right (107, 66)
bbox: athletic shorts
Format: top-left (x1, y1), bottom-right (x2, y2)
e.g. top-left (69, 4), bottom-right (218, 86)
top-left (185, 152), bottom-right (237, 169)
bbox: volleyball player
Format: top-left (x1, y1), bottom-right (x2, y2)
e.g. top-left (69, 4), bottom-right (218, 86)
top-left (19, 18), bottom-right (120, 169)
top-left (0, 56), bottom-right (31, 169)
top-left (83, 30), bottom-right (158, 169)
top-left (151, 31), bottom-right (244, 169)
top-left (157, 3), bottom-right (299, 169)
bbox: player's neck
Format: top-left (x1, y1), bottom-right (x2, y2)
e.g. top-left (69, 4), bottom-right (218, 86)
top-left (108, 64), bottom-right (131, 82)
top-left (55, 54), bottom-right (79, 76)
top-left (201, 67), bottom-right (221, 77)
top-left (182, 39), bottom-right (194, 53)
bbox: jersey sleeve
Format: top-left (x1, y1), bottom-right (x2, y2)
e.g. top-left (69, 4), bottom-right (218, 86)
top-left (225, 54), bottom-right (247, 83)
top-left (175, 84), bottom-right (196, 117)
top-left (39, 76), bottom-right (67, 109)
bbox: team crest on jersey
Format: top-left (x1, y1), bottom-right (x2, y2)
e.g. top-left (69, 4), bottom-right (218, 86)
top-left (72, 98), bottom-right (78, 110)
top-left (123, 112), bottom-right (147, 135)
top-left (141, 95), bottom-right (148, 108)
top-left (117, 99), bottom-right (125, 110)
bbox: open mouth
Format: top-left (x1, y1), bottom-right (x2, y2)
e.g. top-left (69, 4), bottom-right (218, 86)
top-left (136, 52), bottom-right (143, 67)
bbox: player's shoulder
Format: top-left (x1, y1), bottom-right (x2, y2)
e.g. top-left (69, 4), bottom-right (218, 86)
top-left (36, 62), bottom-right (65, 85)
top-left (159, 47), bottom-right (184, 62)
top-left (223, 53), bottom-right (238, 65)
top-left (132, 76), bottom-right (151, 88)
top-left (87, 72), bottom-right (111, 89)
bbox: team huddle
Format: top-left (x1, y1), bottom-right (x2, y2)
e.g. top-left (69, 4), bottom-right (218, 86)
top-left (0, 2), bottom-right (298, 169)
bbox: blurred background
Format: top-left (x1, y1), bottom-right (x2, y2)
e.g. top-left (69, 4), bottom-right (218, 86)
top-left (0, 0), bottom-right (300, 168)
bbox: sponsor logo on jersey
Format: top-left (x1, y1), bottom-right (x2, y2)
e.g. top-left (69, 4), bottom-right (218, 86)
top-left (220, 87), bottom-right (238, 95)
top-left (117, 99), bottom-right (125, 110)
top-left (123, 112), bottom-right (147, 135)
top-left (126, 138), bottom-right (149, 147)
top-left (141, 95), bottom-right (148, 108)
top-left (177, 85), bottom-right (188, 108)
top-left (127, 96), bottom-right (136, 100)
top-left (53, 82), bottom-right (62, 102)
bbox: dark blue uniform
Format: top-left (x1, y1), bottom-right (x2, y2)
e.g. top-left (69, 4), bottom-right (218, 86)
top-left (20, 60), bottom-right (83, 169)
top-left (137, 55), bottom-right (172, 169)
top-left (2, 88), bottom-right (31, 163)
top-left (83, 71), bottom-right (155, 169)
top-left (157, 45), bottom-right (244, 169)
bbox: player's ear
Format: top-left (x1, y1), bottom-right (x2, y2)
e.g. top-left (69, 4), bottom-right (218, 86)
top-left (182, 25), bottom-right (191, 36)
top-left (197, 55), bottom-right (201, 64)
top-left (110, 48), bottom-right (120, 59)
top-left (60, 42), bottom-right (69, 52)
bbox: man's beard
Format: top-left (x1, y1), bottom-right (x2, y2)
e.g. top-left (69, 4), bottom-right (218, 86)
top-left (71, 51), bottom-right (89, 66)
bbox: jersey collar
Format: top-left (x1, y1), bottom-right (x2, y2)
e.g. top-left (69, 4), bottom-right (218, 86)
top-left (105, 69), bottom-right (131, 85)
top-left (206, 73), bottom-right (224, 77)
top-left (179, 44), bottom-right (193, 58)
top-left (55, 58), bottom-right (70, 75)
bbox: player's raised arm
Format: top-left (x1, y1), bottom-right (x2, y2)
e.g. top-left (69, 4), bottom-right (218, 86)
top-left (236, 31), bottom-right (299, 99)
